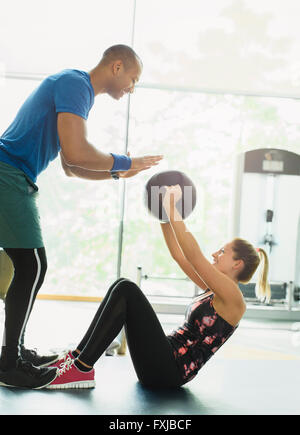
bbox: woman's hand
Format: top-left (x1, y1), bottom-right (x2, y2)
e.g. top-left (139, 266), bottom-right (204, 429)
top-left (162, 184), bottom-right (183, 213)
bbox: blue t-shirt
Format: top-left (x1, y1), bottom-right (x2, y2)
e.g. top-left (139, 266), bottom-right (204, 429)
top-left (0, 69), bottom-right (95, 182)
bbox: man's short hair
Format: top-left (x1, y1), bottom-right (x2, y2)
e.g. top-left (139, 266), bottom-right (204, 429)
top-left (102, 44), bottom-right (142, 70)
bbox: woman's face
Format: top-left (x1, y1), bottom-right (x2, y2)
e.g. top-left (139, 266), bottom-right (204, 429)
top-left (212, 242), bottom-right (241, 276)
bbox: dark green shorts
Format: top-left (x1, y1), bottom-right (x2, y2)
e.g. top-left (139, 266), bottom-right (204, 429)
top-left (0, 161), bottom-right (44, 248)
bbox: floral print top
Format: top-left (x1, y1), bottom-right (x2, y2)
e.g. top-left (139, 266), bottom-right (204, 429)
top-left (167, 290), bottom-right (237, 384)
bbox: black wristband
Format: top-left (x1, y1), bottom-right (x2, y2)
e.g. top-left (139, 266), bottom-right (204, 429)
top-left (111, 172), bottom-right (119, 180)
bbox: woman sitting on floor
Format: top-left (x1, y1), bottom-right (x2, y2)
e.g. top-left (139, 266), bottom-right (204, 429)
top-left (47, 185), bottom-right (270, 390)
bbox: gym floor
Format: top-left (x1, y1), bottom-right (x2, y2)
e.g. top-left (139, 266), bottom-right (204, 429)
top-left (0, 299), bottom-right (299, 415)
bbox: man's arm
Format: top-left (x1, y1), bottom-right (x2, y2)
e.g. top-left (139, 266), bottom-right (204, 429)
top-left (57, 113), bottom-right (114, 170)
top-left (57, 112), bottom-right (163, 171)
top-left (60, 153), bottom-right (113, 180)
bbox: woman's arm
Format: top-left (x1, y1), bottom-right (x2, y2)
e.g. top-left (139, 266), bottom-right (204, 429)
top-left (160, 222), bottom-right (207, 290)
top-left (163, 188), bottom-right (239, 304)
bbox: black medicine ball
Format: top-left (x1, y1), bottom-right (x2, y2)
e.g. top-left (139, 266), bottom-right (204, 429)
top-left (144, 170), bottom-right (197, 222)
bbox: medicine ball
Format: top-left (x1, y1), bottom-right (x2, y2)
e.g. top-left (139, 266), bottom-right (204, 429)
top-left (144, 170), bottom-right (197, 222)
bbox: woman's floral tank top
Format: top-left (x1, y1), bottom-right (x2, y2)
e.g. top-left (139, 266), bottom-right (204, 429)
top-left (167, 290), bottom-right (238, 384)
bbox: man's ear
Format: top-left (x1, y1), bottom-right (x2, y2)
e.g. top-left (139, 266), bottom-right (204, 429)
top-left (112, 60), bottom-right (123, 75)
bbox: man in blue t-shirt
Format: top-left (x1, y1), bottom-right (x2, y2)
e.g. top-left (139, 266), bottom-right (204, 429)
top-left (0, 44), bottom-right (163, 389)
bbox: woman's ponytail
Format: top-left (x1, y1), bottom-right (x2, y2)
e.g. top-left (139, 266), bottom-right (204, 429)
top-left (232, 239), bottom-right (271, 303)
top-left (255, 248), bottom-right (271, 303)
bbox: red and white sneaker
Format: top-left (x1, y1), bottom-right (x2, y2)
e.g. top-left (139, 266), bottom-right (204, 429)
top-left (49, 351), bottom-right (74, 369)
top-left (47, 358), bottom-right (95, 389)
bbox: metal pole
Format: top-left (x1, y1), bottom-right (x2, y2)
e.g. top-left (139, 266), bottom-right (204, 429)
top-left (116, 0), bottom-right (137, 279)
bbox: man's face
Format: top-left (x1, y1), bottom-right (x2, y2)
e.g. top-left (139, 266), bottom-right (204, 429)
top-left (108, 59), bottom-right (142, 100)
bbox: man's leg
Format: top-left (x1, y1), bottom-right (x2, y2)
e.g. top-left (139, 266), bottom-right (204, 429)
top-left (0, 247), bottom-right (57, 388)
top-left (0, 248), bottom-right (47, 368)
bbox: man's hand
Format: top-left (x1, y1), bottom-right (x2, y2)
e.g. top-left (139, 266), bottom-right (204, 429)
top-left (118, 152), bottom-right (162, 178)
top-left (130, 154), bottom-right (163, 171)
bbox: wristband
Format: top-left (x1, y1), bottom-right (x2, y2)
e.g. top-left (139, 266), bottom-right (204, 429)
top-left (110, 153), bottom-right (132, 172)
top-left (111, 172), bottom-right (119, 180)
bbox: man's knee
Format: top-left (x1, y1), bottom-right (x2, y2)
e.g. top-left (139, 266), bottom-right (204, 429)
top-left (35, 248), bottom-right (47, 287)
top-left (6, 247), bottom-right (47, 286)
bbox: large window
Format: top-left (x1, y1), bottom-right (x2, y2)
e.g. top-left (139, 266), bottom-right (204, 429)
top-left (121, 88), bottom-right (300, 297)
top-left (134, 0), bottom-right (300, 96)
top-left (1, 0), bottom-right (300, 299)
top-left (0, 0), bottom-right (135, 75)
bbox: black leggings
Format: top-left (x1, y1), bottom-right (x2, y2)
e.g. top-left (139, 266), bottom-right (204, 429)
top-left (0, 248), bottom-right (47, 368)
top-left (76, 278), bottom-right (184, 389)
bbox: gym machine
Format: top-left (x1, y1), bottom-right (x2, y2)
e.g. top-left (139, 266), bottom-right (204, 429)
top-left (230, 148), bottom-right (300, 319)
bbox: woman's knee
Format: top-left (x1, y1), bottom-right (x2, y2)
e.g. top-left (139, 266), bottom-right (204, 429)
top-left (111, 278), bottom-right (142, 299)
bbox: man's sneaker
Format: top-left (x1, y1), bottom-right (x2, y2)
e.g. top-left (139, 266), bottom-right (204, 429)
top-left (20, 346), bottom-right (60, 368)
top-left (47, 358), bottom-right (95, 390)
top-left (49, 351), bottom-right (75, 369)
top-left (0, 358), bottom-right (58, 389)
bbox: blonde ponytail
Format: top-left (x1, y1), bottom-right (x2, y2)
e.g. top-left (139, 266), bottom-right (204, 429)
top-left (255, 248), bottom-right (271, 303)
top-left (232, 239), bottom-right (271, 303)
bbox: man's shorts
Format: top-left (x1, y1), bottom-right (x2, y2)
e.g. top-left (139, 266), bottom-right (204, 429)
top-left (0, 161), bottom-right (44, 248)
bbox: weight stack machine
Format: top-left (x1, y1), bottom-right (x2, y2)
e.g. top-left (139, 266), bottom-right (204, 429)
top-left (230, 148), bottom-right (300, 320)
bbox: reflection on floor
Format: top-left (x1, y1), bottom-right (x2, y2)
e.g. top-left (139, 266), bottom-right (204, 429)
top-left (0, 299), bottom-right (299, 415)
